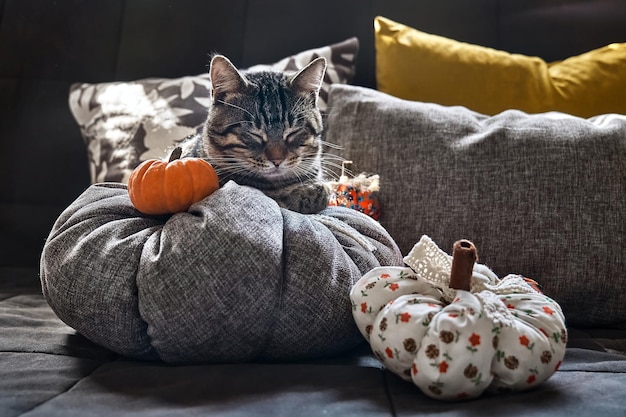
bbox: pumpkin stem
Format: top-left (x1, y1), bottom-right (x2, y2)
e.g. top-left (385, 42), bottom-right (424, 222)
top-left (449, 240), bottom-right (477, 291)
top-left (168, 146), bottom-right (183, 163)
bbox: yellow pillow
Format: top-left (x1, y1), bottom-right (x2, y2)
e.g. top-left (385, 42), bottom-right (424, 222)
top-left (375, 16), bottom-right (626, 117)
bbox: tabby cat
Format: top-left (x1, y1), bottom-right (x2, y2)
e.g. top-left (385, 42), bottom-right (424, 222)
top-left (178, 54), bottom-right (331, 214)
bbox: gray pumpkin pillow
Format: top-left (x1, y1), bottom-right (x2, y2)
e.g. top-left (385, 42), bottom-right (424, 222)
top-left (40, 181), bottom-right (402, 363)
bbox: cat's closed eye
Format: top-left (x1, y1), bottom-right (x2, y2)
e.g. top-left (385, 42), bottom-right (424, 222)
top-left (245, 131), bottom-right (265, 143)
top-left (284, 128), bottom-right (309, 145)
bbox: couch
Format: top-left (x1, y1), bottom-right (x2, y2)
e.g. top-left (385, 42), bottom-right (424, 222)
top-left (2, 0), bottom-right (626, 415)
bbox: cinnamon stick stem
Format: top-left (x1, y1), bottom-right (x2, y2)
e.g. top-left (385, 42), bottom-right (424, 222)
top-left (449, 240), bottom-right (478, 291)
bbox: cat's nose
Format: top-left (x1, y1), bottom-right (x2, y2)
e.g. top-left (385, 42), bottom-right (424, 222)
top-left (265, 144), bottom-right (287, 167)
top-left (270, 159), bottom-right (284, 167)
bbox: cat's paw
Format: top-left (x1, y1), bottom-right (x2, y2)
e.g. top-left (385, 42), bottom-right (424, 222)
top-left (265, 181), bottom-right (331, 214)
top-left (294, 182), bottom-right (332, 214)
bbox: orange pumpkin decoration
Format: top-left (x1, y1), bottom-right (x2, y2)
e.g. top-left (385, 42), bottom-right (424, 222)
top-left (128, 147), bottom-right (219, 215)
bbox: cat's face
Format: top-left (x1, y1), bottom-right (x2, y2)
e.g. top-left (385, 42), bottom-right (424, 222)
top-left (202, 55), bottom-right (327, 189)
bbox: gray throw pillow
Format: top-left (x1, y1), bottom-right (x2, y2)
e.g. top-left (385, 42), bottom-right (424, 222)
top-left (68, 38), bottom-right (359, 184)
top-left (40, 182), bottom-right (402, 363)
top-left (325, 84), bottom-right (626, 328)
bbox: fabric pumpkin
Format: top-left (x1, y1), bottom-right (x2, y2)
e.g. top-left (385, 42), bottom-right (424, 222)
top-left (328, 172), bottom-right (381, 220)
top-left (350, 235), bottom-right (567, 400)
top-left (40, 181), bottom-right (403, 363)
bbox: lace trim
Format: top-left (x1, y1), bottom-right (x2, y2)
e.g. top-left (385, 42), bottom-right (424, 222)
top-left (478, 274), bottom-right (538, 296)
top-left (403, 235), bottom-right (457, 300)
top-left (474, 290), bottom-right (516, 328)
top-left (403, 235), bottom-right (536, 302)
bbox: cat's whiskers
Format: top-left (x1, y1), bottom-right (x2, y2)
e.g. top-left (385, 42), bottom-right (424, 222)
top-left (320, 159), bottom-right (347, 171)
top-left (289, 166), bottom-right (312, 184)
top-left (320, 156), bottom-right (355, 181)
top-left (217, 99), bottom-right (256, 119)
top-left (320, 140), bottom-right (343, 150)
top-left (290, 113), bottom-right (309, 125)
top-left (290, 97), bottom-right (310, 116)
top-left (222, 120), bottom-right (255, 130)
top-left (321, 169), bottom-right (341, 182)
top-left (212, 163), bottom-right (258, 183)
top-left (289, 161), bottom-right (320, 183)
top-left (320, 153), bottom-right (346, 162)
top-left (204, 156), bottom-right (250, 174)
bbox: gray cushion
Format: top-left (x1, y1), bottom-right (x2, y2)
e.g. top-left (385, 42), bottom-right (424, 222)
top-left (40, 181), bottom-right (402, 363)
top-left (68, 38), bottom-right (359, 184)
top-left (325, 84), bottom-right (626, 328)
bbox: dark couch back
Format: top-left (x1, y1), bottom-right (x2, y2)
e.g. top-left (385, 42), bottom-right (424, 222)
top-left (1, 0), bottom-right (625, 267)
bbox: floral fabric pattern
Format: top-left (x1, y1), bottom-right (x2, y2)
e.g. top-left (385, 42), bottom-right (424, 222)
top-left (350, 237), bottom-right (567, 401)
top-left (68, 38), bottom-right (359, 184)
top-left (328, 174), bottom-right (381, 220)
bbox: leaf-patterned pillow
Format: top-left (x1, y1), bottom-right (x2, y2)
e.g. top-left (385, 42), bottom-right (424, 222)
top-left (68, 38), bottom-right (359, 184)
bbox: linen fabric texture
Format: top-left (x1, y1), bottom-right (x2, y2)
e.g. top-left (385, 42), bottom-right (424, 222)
top-left (40, 182), bottom-right (403, 363)
top-left (324, 84), bottom-right (626, 329)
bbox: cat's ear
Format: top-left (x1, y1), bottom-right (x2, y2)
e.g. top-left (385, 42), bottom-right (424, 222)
top-left (288, 57), bottom-right (327, 99)
top-left (209, 55), bottom-right (248, 99)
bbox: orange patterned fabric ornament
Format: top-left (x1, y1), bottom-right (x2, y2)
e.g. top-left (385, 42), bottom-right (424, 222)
top-left (328, 162), bottom-right (381, 220)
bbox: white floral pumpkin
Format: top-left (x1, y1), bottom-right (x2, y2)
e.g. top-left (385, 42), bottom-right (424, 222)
top-left (350, 235), bottom-right (567, 401)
